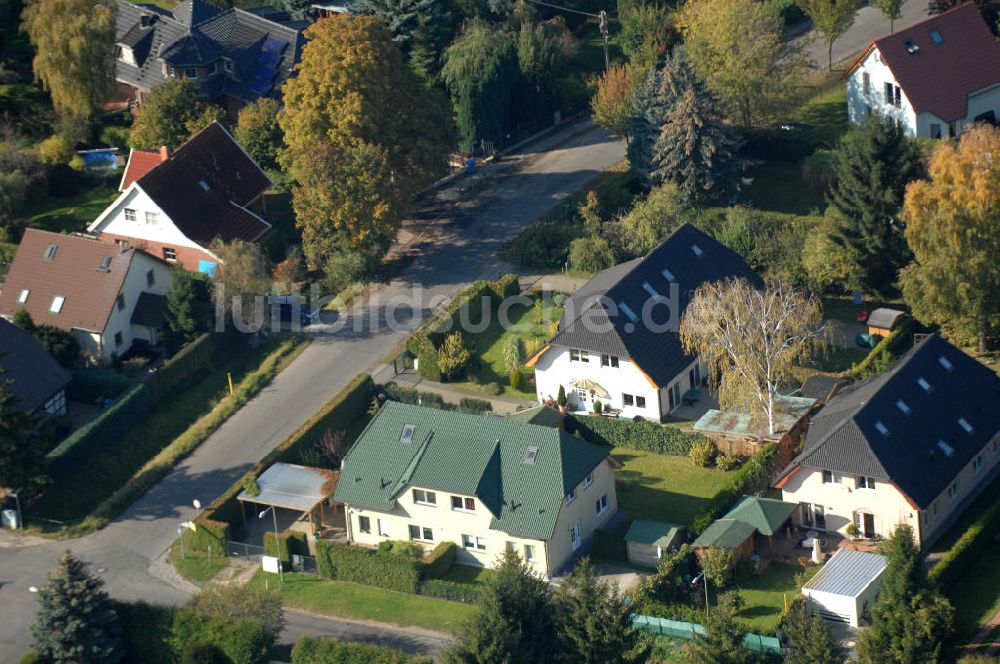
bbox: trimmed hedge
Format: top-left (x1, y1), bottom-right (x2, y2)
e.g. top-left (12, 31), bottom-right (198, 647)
top-left (458, 397), bottom-right (493, 415)
top-left (146, 333), bottom-right (221, 402)
top-left (691, 443), bottom-right (781, 535)
top-left (418, 578), bottom-right (484, 604)
top-left (929, 476), bottom-right (1000, 588)
top-left (170, 608), bottom-right (271, 664)
top-left (264, 530), bottom-right (309, 563)
top-left (422, 541), bottom-right (456, 578)
top-left (67, 367), bottom-right (135, 402)
top-left (292, 636), bottom-right (432, 664)
top-left (315, 540), bottom-right (422, 593)
top-left (381, 384), bottom-right (447, 410)
top-left (841, 320), bottom-right (914, 380)
top-left (573, 415), bottom-right (707, 456)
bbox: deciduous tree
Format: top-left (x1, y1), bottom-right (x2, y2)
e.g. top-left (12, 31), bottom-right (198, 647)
top-left (187, 584), bottom-right (284, 639)
top-left (677, 0), bottom-right (807, 127)
top-left (129, 79), bottom-right (222, 151)
top-left (164, 269), bottom-right (210, 352)
top-left (828, 114), bottom-right (922, 297)
top-left (234, 98), bottom-right (283, 171)
top-left (796, 0), bottom-right (858, 70)
top-left (22, 0), bottom-right (114, 118)
top-left (900, 124), bottom-right (1000, 352)
top-left (591, 64), bottom-right (641, 139)
top-left (31, 552), bottom-right (123, 663)
top-left (872, 0), bottom-right (902, 31)
top-left (680, 279), bottom-right (824, 435)
top-left (208, 239), bottom-right (272, 336)
top-left (700, 546), bottom-right (735, 588)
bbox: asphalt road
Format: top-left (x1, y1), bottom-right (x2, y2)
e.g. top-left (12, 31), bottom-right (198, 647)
top-left (0, 121), bottom-right (626, 662)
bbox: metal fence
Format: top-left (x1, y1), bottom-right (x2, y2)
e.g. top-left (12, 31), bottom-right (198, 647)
top-left (291, 554), bottom-right (318, 575)
top-left (226, 541), bottom-right (266, 561)
top-left (631, 615), bottom-right (781, 655)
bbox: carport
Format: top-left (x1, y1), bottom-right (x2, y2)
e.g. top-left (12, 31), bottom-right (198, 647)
top-left (802, 548), bottom-right (887, 627)
top-left (236, 462), bottom-right (340, 539)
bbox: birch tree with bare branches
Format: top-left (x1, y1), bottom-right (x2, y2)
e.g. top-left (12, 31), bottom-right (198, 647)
top-left (680, 279), bottom-right (824, 435)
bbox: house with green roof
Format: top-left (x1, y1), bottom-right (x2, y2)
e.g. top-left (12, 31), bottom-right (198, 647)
top-left (691, 496), bottom-right (798, 562)
top-left (334, 401), bottom-right (618, 577)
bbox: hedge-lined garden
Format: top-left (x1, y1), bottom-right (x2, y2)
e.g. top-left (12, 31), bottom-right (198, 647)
top-left (315, 540), bottom-right (423, 593)
top-left (572, 414), bottom-right (708, 456)
top-left (690, 443), bottom-right (781, 535)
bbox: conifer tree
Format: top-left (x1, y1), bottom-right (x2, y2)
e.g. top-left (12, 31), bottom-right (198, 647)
top-left (31, 552), bottom-right (123, 663)
top-left (827, 114), bottom-right (922, 296)
top-left (164, 269), bottom-right (210, 352)
top-left (352, 0), bottom-right (452, 81)
top-left (687, 591), bottom-right (756, 664)
top-left (0, 364), bottom-right (42, 491)
top-left (626, 67), bottom-right (668, 188)
top-left (782, 596), bottom-right (841, 664)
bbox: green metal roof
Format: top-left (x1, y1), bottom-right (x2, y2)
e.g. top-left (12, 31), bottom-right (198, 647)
top-left (625, 519), bottom-right (683, 547)
top-left (691, 519), bottom-right (756, 549)
top-left (507, 405), bottom-right (565, 429)
top-left (334, 401), bottom-right (610, 540)
top-left (691, 496), bottom-right (797, 548)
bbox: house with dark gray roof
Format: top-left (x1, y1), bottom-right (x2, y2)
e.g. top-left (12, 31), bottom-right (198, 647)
top-left (0, 318), bottom-right (70, 419)
top-left (334, 401), bottom-right (617, 577)
top-left (528, 223), bottom-right (761, 421)
top-left (776, 334), bottom-right (1000, 548)
top-left (114, 0), bottom-right (305, 117)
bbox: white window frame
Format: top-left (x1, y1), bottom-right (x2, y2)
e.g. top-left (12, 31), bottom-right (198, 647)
top-left (412, 489), bottom-right (437, 506)
top-left (583, 472), bottom-right (593, 490)
top-left (601, 354), bottom-right (619, 368)
top-left (124, 208), bottom-right (137, 222)
top-left (377, 518), bottom-right (389, 536)
top-left (622, 393), bottom-right (634, 407)
top-left (856, 476), bottom-right (875, 491)
top-left (570, 349), bottom-right (589, 363)
top-left (973, 455), bottom-right (984, 474)
top-left (822, 470), bottom-right (836, 484)
top-left (565, 487), bottom-right (577, 505)
top-left (595, 493), bottom-right (608, 516)
top-left (358, 515), bottom-right (371, 534)
top-left (408, 524), bottom-right (433, 543)
top-left (462, 534), bottom-right (487, 551)
top-left (144, 211), bottom-right (158, 225)
top-left (524, 544), bottom-right (537, 562)
top-left (49, 295), bottom-right (65, 313)
top-left (17, 289), bottom-right (29, 304)
top-left (163, 247), bottom-right (177, 262)
top-left (451, 495), bottom-right (476, 513)
top-left (635, 395), bottom-right (646, 409)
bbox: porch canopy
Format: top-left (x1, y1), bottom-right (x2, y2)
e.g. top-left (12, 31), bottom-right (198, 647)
top-left (237, 462), bottom-right (338, 530)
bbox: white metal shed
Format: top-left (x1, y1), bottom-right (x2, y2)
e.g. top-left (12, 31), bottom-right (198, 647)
top-left (802, 548), bottom-right (887, 627)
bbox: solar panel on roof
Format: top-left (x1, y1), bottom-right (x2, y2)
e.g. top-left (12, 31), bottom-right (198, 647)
top-left (261, 36), bottom-right (287, 55)
top-left (256, 50), bottom-right (280, 68)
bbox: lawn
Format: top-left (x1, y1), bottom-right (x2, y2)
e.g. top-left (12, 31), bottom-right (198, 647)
top-left (821, 295), bottom-right (902, 324)
top-left (612, 448), bottom-right (737, 526)
top-left (734, 563), bottom-right (818, 633)
top-left (449, 293), bottom-right (564, 400)
top-left (741, 161), bottom-right (826, 216)
top-left (170, 539), bottom-right (229, 584)
top-left (800, 343), bottom-right (870, 374)
top-left (947, 540), bottom-right (1000, 642)
top-left (28, 337), bottom-right (292, 522)
top-left (23, 186), bottom-right (118, 234)
top-left (247, 571), bottom-right (478, 635)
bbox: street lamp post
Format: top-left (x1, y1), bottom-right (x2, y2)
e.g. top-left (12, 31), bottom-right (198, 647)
top-left (176, 525), bottom-right (186, 559)
top-left (259, 507), bottom-right (283, 585)
top-left (11, 488), bottom-right (22, 530)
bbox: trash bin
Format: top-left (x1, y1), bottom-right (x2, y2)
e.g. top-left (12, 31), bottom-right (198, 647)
top-left (465, 158), bottom-right (476, 174)
top-left (2, 509), bottom-right (20, 530)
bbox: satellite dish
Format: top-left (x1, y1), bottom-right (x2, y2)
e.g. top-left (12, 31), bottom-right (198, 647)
top-left (193, 499), bottom-right (201, 510)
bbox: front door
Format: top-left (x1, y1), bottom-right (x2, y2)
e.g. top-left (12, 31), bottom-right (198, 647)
top-left (854, 512), bottom-right (876, 538)
top-left (570, 522), bottom-right (582, 551)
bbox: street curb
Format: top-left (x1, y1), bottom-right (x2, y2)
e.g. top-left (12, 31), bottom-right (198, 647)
top-left (282, 606), bottom-right (453, 642)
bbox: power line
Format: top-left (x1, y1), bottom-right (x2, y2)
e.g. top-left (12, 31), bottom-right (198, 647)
top-left (525, 0), bottom-right (612, 71)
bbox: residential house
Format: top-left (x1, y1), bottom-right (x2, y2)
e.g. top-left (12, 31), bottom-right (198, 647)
top-left (114, 0), bottom-right (305, 117)
top-left (776, 335), bottom-right (1000, 549)
top-left (528, 224), bottom-right (761, 421)
top-left (334, 401), bottom-right (618, 578)
top-left (0, 318), bottom-right (70, 419)
top-left (89, 122), bottom-right (272, 273)
top-left (0, 229), bottom-right (173, 361)
top-left (845, 2), bottom-right (1000, 138)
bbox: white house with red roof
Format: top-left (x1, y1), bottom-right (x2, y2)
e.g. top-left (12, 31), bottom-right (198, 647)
top-left (845, 2), bottom-right (1000, 138)
top-left (89, 122), bottom-right (272, 273)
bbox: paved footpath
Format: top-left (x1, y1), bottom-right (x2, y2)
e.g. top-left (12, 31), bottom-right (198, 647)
top-left (0, 120), bottom-right (625, 662)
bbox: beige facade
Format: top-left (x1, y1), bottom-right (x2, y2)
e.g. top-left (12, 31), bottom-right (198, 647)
top-left (781, 431), bottom-right (1000, 547)
top-left (345, 458), bottom-right (618, 577)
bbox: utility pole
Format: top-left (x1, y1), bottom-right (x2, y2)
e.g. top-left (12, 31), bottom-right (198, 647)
top-left (526, 0), bottom-right (612, 72)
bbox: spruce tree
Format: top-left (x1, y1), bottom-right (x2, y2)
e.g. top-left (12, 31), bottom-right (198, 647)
top-left (31, 552), bottom-right (123, 664)
top-left (0, 364), bottom-right (42, 491)
top-left (782, 596), bottom-right (841, 664)
top-left (827, 114), bottom-right (922, 296)
top-left (553, 558), bottom-right (644, 664)
top-left (442, 549), bottom-right (556, 664)
top-left (687, 591), bottom-right (756, 664)
top-left (626, 67), bottom-right (668, 188)
top-left (164, 269), bottom-right (210, 352)
top-left (353, 0), bottom-right (452, 81)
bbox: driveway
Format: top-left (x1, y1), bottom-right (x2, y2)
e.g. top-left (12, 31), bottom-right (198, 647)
top-left (0, 121), bottom-right (626, 662)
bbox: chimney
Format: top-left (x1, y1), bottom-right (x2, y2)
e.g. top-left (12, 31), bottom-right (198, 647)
top-left (159, 146), bottom-right (170, 162)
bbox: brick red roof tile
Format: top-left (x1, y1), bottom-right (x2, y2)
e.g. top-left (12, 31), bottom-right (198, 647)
top-left (118, 148), bottom-right (166, 191)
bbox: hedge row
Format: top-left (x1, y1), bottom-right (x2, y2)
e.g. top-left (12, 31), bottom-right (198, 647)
top-left (573, 415), bottom-right (707, 456)
top-left (264, 530), bottom-right (310, 563)
top-left (841, 320), bottom-right (914, 380)
top-left (146, 333), bottom-right (222, 402)
top-left (418, 578), bottom-right (484, 604)
top-left (422, 541), bottom-right (456, 578)
top-left (315, 540), bottom-right (422, 593)
top-left (691, 443), bottom-right (781, 535)
top-left (292, 636), bottom-right (432, 664)
top-left (378, 385), bottom-right (493, 415)
top-left (406, 275), bottom-right (521, 381)
top-left (193, 373), bottom-right (373, 546)
top-left (929, 475), bottom-right (1000, 588)
top-left (67, 367), bottom-right (135, 402)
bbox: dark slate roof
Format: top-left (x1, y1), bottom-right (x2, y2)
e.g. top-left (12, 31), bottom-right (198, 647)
top-left (115, 0), bottom-right (304, 103)
top-left (867, 308), bottom-right (906, 330)
top-left (549, 224), bottom-right (761, 386)
top-left (134, 122), bottom-right (271, 247)
top-left (0, 318), bottom-right (70, 415)
top-left (334, 401), bottom-right (611, 540)
top-left (800, 374), bottom-right (852, 403)
top-left (130, 292), bottom-right (168, 328)
top-left (790, 335), bottom-right (1000, 508)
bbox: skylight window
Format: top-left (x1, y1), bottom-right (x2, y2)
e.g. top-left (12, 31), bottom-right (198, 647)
top-left (400, 424), bottom-right (416, 444)
top-left (641, 281), bottom-right (660, 298)
top-left (619, 302), bottom-right (638, 323)
top-left (661, 268), bottom-right (675, 282)
top-left (929, 28), bottom-right (943, 44)
top-left (937, 440), bottom-right (955, 457)
top-left (958, 417), bottom-right (974, 435)
top-left (198, 180), bottom-right (211, 191)
top-left (17, 289), bottom-right (29, 304)
top-left (939, 356), bottom-right (954, 371)
top-left (874, 420), bottom-right (889, 437)
top-left (98, 255), bottom-right (112, 272)
top-left (905, 39), bottom-right (919, 54)
top-left (917, 377), bottom-right (932, 393)
top-left (523, 446), bottom-right (539, 465)
top-left (43, 244), bottom-right (58, 261)
top-left (691, 244), bottom-right (704, 257)
top-left (49, 296), bottom-right (65, 314)
top-left (896, 399), bottom-right (911, 415)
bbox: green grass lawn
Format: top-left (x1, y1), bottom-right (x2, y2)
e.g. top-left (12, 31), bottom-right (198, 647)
top-left (734, 563), bottom-right (818, 633)
top-left (800, 343), bottom-right (870, 374)
top-left (247, 571), bottom-right (478, 635)
top-left (821, 295), bottom-right (903, 324)
top-left (947, 540), bottom-right (1000, 642)
top-left (742, 161), bottom-right (826, 216)
top-left (440, 565), bottom-right (495, 586)
top-left (795, 83), bottom-right (850, 148)
top-left (612, 448), bottom-right (736, 526)
top-left (23, 186), bottom-right (118, 234)
top-left (28, 338), bottom-right (289, 522)
top-left (170, 539), bottom-right (229, 584)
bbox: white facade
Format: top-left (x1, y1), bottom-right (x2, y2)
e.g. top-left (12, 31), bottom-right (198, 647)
top-left (344, 458), bottom-right (618, 578)
top-left (802, 552), bottom-right (886, 627)
top-left (533, 345), bottom-right (703, 421)
top-left (847, 46), bottom-right (1000, 138)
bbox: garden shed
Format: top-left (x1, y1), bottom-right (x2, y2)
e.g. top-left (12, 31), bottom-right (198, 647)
top-left (867, 308), bottom-right (907, 337)
top-left (802, 548), bottom-right (887, 627)
top-left (624, 519), bottom-right (684, 568)
top-left (691, 496), bottom-right (798, 562)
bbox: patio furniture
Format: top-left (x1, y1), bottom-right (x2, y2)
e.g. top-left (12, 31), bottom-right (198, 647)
top-left (681, 388), bottom-right (701, 406)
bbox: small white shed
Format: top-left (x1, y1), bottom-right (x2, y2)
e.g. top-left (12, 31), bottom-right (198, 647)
top-left (802, 548), bottom-right (887, 627)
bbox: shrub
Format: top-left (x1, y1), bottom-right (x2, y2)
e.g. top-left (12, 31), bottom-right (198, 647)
top-left (689, 439), bottom-right (716, 467)
top-left (314, 541), bottom-right (421, 593)
top-left (509, 368), bottom-right (523, 391)
top-left (690, 443), bottom-right (781, 535)
top-left (181, 642), bottom-right (229, 664)
top-left (716, 452), bottom-right (744, 471)
top-left (929, 478), bottom-right (1000, 587)
top-left (377, 540), bottom-right (424, 560)
top-left (292, 636), bottom-right (432, 664)
top-left (170, 608), bottom-right (272, 664)
top-left (38, 134), bottom-right (74, 164)
top-left (801, 149), bottom-right (838, 196)
top-left (101, 126), bottom-right (132, 152)
top-left (842, 320), bottom-right (914, 380)
top-left (572, 415), bottom-right (706, 456)
top-left (423, 541), bottom-right (456, 578)
top-left (242, 475), bottom-right (260, 497)
top-left (485, 382), bottom-right (503, 395)
top-left (700, 546), bottom-right (735, 587)
top-left (116, 600), bottom-right (175, 664)
top-left (569, 236), bottom-right (615, 273)
top-left (381, 384), bottom-right (448, 410)
top-left (418, 579), bottom-right (484, 603)
top-left (458, 397), bottom-right (493, 415)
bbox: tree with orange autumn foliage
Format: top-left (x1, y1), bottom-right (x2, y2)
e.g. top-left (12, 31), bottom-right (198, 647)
top-left (591, 64), bottom-right (641, 139)
top-left (900, 124), bottom-right (1000, 352)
